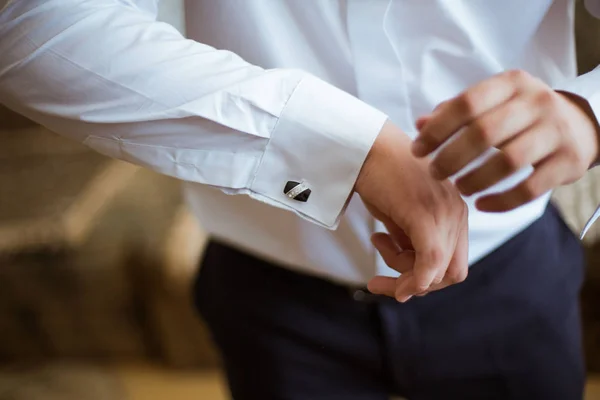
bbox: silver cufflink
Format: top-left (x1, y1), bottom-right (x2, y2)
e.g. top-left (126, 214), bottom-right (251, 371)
top-left (284, 181), bottom-right (311, 202)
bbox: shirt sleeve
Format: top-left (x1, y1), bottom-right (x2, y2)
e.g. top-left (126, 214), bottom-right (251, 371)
top-left (0, 0), bottom-right (387, 229)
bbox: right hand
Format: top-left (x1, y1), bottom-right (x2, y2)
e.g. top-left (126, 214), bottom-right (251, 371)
top-left (355, 120), bottom-right (469, 302)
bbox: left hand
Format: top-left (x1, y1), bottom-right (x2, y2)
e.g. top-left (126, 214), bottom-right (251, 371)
top-left (412, 69), bottom-right (600, 212)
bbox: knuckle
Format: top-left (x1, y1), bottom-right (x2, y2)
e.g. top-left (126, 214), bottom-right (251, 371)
top-left (427, 246), bottom-right (445, 267)
top-left (502, 149), bottom-right (524, 171)
top-left (535, 89), bottom-right (556, 107)
top-left (471, 119), bottom-right (496, 146)
top-left (507, 98), bottom-right (529, 117)
top-left (458, 92), bottom-right (479, 115)
top-left (505, 69), bottom-right (530, 84)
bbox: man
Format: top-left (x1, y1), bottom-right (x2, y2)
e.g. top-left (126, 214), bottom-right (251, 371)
top-left (1, 0), bottom-right (599, 398)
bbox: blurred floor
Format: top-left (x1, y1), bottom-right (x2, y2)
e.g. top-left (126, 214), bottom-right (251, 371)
top-left (117, 364), bottom-right (228, 400)
top-left (589, 379), bottom-right (600, 400)
top-left (117, 364), bottom-right (600, 400)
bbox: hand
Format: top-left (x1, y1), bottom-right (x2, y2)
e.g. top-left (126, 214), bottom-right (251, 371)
top-left (412, 69), bottom-right (600, 212)
top-left (355, 121), bottom-right (469, 302)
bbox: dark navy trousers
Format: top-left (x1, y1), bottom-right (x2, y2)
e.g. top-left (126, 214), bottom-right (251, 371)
top-left (194, 204), bottom-right (586, 399)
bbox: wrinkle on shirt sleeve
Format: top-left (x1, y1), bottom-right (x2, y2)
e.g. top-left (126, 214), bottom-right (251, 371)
top-left (0, 0), bottom-right (387, 229)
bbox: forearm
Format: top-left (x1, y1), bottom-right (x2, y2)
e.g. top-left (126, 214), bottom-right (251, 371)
top-left (0, 0), bottom-right (289, 180)
top-left (0, 0), bottom-right (387, 228)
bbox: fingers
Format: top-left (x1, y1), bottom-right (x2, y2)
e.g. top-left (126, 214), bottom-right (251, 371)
top-left (371, 233), bottom-right (415, 274)
top-left (456, 121), bottom-right (560, 196)
top-left (394, 273), bottom-right (416, 302)
top-left (395, 218), bottom-right (453, 299)
top-left (412, 70), bottom-right (586, 210)
top-left (368, 272), bottom-right (416, 302)
top-left (413, 70), bottom-right (528, 157)
top-left (369, 214), bottom-right (468, 302)
top-left (414, 211), bottom-right (469, 297)
top-left (475, 154), bottom-right (567, 212)
top-left (367, 276), bottom-right (397, 298)
top-left (369, 224), bottom-right (449, 302)
top-left (428, 95), bottom-right (540, 180)
top-left (369, 226), bottom-right (468, 302)
top-left (370, 232), bottom-right (416, 302)
top-left (380, 222), bottom-right (414, 251)
top-left (428, 224), bottom-right (469, 292)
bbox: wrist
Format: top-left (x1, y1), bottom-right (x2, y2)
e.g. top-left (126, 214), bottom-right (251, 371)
top-left (355, 120), bottom-right (411, 195)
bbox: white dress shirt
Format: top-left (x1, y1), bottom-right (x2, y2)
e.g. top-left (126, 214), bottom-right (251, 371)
top-left (1, 0), bottom-right (599, 286)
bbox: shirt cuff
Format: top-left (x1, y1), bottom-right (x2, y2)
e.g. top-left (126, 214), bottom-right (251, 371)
top-left (556, 68), bottom-right (600, 123)
top-left (249, 74), bottom-right (388, 229)
top-left (556, 68), bottom-right (600, 239)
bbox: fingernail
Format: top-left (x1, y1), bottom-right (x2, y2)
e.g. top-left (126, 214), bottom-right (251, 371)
top-left (411, 139), bottom-right (427, 156)
top-left (396, 295), bottom-right (412, 303)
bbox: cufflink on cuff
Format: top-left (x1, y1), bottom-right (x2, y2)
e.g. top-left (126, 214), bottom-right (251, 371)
top-left (284, 181), bottom-right (311, 202)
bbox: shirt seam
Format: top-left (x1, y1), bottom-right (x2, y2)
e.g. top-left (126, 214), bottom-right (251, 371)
top-left (84, 134), bottom-right (260, 160)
